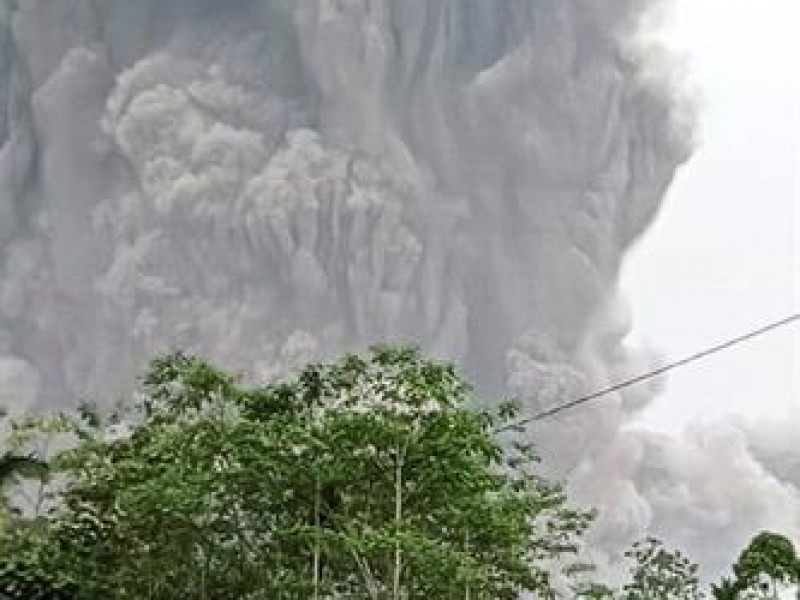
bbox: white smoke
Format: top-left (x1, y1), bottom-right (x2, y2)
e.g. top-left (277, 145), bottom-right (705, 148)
top-left (0, 0), bottom-right (796, 580)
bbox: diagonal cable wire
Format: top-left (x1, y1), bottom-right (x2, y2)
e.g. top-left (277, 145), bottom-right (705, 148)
top-left (494, 312), bottom-right (800, 433)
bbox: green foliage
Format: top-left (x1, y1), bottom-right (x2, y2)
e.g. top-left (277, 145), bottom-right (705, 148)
top-left (623, 537), bottom-right (704, 600)
top-left (0, 416), bottom-right (51, 524)
top-left (0, 411), bottom-right (71, 599)
top-left (0, 522), bottom-right (79, 600)
top-left (0, 347), bottom-right (596, 599)
top-left (3, 352), bottom-right (798, 599)
top-left (575, 581), bottom-right (617, 599)
top-left (0, 452), bottom-right (49, 486)
top-left (712, 531), bottom-right (800, 599)
top-left (0, 452), bottom-right (44, 530)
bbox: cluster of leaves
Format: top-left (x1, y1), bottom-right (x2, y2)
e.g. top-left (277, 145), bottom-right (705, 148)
top-left (0, 522), bottom-right (78, 600)
top-left (0, 418), bottom-right (75, 599)
top-left (0, 348), bottom-right (797, 599)
top-left (0, 347), bottom-right (597, 599)
top-left (711, 532), bottom-right (800, 599)
top-left (575, 535), bottom-right (799, 600)
top-left (622, 537), bottom-right (703, 599)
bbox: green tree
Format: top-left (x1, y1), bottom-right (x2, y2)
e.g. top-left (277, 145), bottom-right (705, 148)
top-left (575, 581), bottom-right (617, 599)
top-left (712, 531), bottom-right (800, 599)
top-left (0, 411), bottom-right (73, 600)
top-left (0, 452), bottom-right (48, 488)
top-left (0, 450), bottom-right (48, 535)
top-left (11, 347), bottom-right (597, 599)
top-left (1, 406), bottom-right (50, 527)
top-left (623, 537), bottom-right (704, 600)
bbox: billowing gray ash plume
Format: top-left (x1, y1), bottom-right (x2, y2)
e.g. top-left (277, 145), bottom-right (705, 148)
top-left (0, 0), bottom-right (796, 578)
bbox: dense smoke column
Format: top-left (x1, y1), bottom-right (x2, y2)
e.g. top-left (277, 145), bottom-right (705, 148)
top-left (0, 0), bottom-right (796, 578)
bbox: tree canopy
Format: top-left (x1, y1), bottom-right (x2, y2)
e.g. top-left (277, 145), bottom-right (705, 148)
top-left (0, 347), bottom-right (595, 599)
top-left (0, 348), bottom-right (797, 599)
top-left (712, 531), bottom-right (800, 599)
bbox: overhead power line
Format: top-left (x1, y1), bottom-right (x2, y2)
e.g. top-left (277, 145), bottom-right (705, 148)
top-left (494, 311), bottom-right (800, 433)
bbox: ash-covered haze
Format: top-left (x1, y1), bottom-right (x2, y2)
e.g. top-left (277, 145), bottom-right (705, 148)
top-left (0, 0), bottom-right (796, 579)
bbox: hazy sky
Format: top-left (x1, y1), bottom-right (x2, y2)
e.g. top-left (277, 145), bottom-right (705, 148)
top-left (623, 0), bottom-right (799, 431)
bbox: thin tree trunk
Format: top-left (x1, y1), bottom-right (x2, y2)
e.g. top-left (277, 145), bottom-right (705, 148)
top-left (465, 530), bottom-right (471, 600)
top-left (350, 548), bottom-right (381, 599)
top-left (393, 449), bottom-right (403, 600)
top-left (313, 475), bottom-right (321, 599)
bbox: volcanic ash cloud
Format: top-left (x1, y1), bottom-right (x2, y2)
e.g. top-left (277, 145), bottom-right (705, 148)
top-left (0, 0), bottom-right (795, 577)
